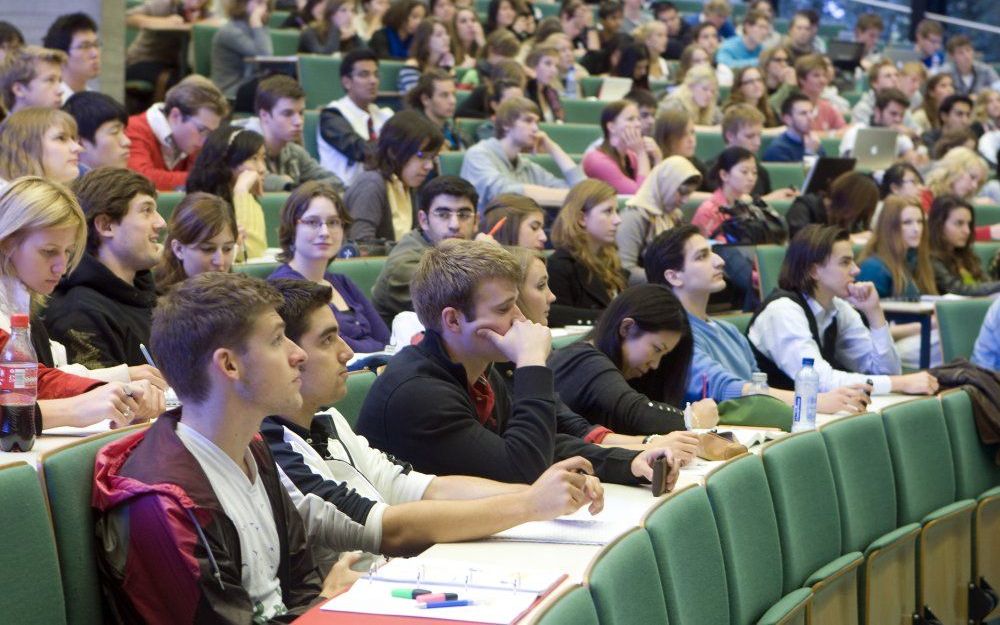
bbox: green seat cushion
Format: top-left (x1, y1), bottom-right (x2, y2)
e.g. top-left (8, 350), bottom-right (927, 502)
top-left (864, 523), bottom-right (921, 556)
top-left (756, 588), bottom-right (812, 625)
top-left (536, 586), bottom-right (599, 625)
top-left (803, 551), bottom-right (863, 587)
top-left (920, 498), bottom-right (976, 525)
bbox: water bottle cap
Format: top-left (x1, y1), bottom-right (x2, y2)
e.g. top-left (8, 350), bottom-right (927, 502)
top-left (802, 357), bottom-right (814, 366)
top-left (9, 314), bottom-right (29, 328)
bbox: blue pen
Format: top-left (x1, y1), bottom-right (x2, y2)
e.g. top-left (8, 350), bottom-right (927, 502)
top-left (416, 599), bottom-right (474, 609)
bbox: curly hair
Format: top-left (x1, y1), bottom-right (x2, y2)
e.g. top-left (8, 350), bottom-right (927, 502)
top-left (925, 146), bottom-right (988, 200)
top-left (185, 125), bottom-right (265, 203)
top-left (550, 179), bottom-right (627, 296)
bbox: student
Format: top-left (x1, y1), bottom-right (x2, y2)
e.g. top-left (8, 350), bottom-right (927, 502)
top-left (62, 92), bottom-right (131, 173)
top-left (369, 0), bottom-right (426, 59)
top-left (396, 18), bottom-right (457, 94)
top-left (921, 94), bottom-right (974, 149)
top-left (126, 74), bottom-right (228, 191)
top-left (155, 192), bottom-right (238, 292)
top-left (347, 112), bottom-right (443, 243)
top-left (524, 45), bottom-right (564, 123)
top-left (927, 195), bottom-right (1000, 295)
top-left (973, 89), bottom-right (1000, 135)
top-left (724, 66), bottom-right (780, 127)
top-left (652, 106), bottom-right (709, 188)
top-left (849, 61), bottom-right (899, 125)
top-left (93, 273), bottom-right (360, 623)
top-left (761, 92), bottom-right (823, 162)
top-left (357, 239), bottom-right (680, 483)
top-left (747, 224), bottom-right (938, 394)
top-left (264, 277), bottom-right (610, 571)
top-left (371, 176), bottom-right (484, 325)
top-left (550, 284), bottom-right (720, 435)
top-left (651, 1), bottom-right (687, 60)
top-left (857, 195), bottom-right (937, 299)
top-left (0, 46), bottom-right (66, 114)
top-left (452, 6), bottom-right (485, 64)
top-left (481, 194), bottom-right (548, 250)
top-left (618, 156), bottom-right (700, 284)
top-left (716, 9), bottom-right (770, 70)
top-left (781, 10), bottom-right (823, 61)
top-left (940, 35), bottom-right (1000, 97)
top-left (787, 171), bottom-right (878, 241)
top-left (299, 0), bottom-right (364, 54)
top-left (460, 97), bottom-right (585, 213)
top-left (0, 175), bottom-right (165, 420)
top-left (684, 0), bottom-right (734, 41)
top-left (660, 64), bottom-right (720, 127)
top-left (404, 69), bottom-right (470, 151)
top-left (270, 182), bottom-right (390, 354)
top-left (611, 43), bottom-right (651, 92)
top-left (634, 22), bottom-right (669, 81)
top-left (707, 104), bottom-right (795, 200)
top-left (912, 73), bottom-right (955, 137)
top-left (249, 75), bottom-right (343, 193)
top-left (621, 0), bottom-right (651, 33)
top-left (840, 89), bottom-right (917, 163)
top-left (625, 88), bottom-right (659, 137)
top-left (0, 107), bottom-right (82, 189)
top-left (925, 146), bottom-right (990, 207)
top-left (44, 168), bottom-right (165, 369)
top-left (547, 180), bottom-right (627, 326)
top-left (185, 125), bottom-right (268, 259)
top-left (456, 55), bottom-right (524, 120)
top-left (210, 0), bottom-right (272, 101)
top-left (647, 225), bottom-right (869, 412)
top-left (318, 49), bottom-right (393, 186)
top-left (42, 13), bottom-right (101, 104)
top-left (125, 0), bottom-right (212, 103)
top-left (791, 54), bottom-right (845, 134)
top-left (583, 100), bottom-right (662, 195)
top-left (354, 0), bottom-right (389, 42)
top-left (692, 146), bottom-right (760, 242)
top-left (879, 162), bottom-right (925, 200)
top-left (0, 21), bottom-right (24, 63)
top-left (914, 18), bottom-right (945, 71)
top-left (854, 12), bottom-right (884, 71)
top-left (971, 297), bottom-right (1000, 370)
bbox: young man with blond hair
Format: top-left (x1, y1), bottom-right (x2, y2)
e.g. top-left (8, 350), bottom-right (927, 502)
top-left (0, 45), bottom-right (66, 113)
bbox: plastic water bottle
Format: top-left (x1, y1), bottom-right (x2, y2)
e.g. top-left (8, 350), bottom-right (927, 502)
top-left (792, 358), bottom-right (819, 433)
top-left (749, 372), bottom-right (769, 395)
top-left (0, 314), bottom-right (38, 452)
top-left (564, 65), bottom-right (577, 99)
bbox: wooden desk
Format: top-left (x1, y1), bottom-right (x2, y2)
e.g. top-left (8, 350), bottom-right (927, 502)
top-left (881, 300), bottom-right (935, 369)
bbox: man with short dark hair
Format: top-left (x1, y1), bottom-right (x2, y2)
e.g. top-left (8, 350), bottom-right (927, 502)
top-left (761, 92), bottom-right (824, 162)
top-left (318, 48), bottom-right (393, 185)
top-left (922, 93), bottom-right (974, 148)
top-left (840, 88), bottom-right (917, 162)
top-left (941, 35), bottom-right (1000, 97)
top-left (93, 272), bottom-right (354, 623)
top-left (652, 0), bottom-right (688, 59)
top-left (44, 168), bottom-right (165, 368)
top-left (63, 91), bottom-right (131, 172)
top-left (854, 13), bottom-right (884, 71)
top-left (405, 69), bottom-right (470, 151)
top-left (264, 278), bottom-right (606, 572)
top-left (42, 12), bottom-right (101, 104)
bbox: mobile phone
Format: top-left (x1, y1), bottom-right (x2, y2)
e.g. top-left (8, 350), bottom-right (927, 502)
top-left (651, 456), bottom-right (672, 496)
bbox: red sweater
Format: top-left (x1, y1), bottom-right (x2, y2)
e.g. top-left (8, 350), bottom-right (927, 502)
top-left (0, 328), bottom-right (102, 399)
top-left (125, 110), bottom-right (195, 191)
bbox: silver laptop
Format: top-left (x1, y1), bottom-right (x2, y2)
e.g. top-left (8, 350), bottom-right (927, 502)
top-left (599, 77), bottom-right (634, 101)
top-left (853, 127), bottom-right (899, 171)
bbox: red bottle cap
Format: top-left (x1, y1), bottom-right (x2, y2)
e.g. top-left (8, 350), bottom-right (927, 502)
top-left (9, 314), bottom-right (29, 328)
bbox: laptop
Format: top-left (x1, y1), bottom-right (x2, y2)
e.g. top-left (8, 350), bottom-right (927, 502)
top-left (599, 77), bottom-right (634, 101)
top-left (827, 41), bottom-right (865, 72)
top-left (802, 157), bottom-right (857, 195)
top-left (853, 127), bottom-right (899, 171)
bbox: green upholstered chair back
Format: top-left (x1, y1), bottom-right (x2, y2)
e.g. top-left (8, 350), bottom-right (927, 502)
top-left (820, 413), bottom-right (900, 553)
top-left (940, 389), bottom-right (1000, 500)
top-left (761, 432), bottom-right (843, 593)
top-left (41, 425), bottom-right (149, 625)
top-left (191, 23), bottom-right (218, 76)
top-left (704, 454), bottom-right (785, 625)
top-left (259, 192), bottom-right (291, 248)
top-left (761, 162), bottom-right (806, 191)
top-left (881, 398), bottom-right (958, 524)
top-left (269, 29), bottom-right (299, 55)
top-left (644, 486), bottom-right (730, 625)
top-left (0, 461), bottom-right (68, 625)
top-left (539, 123), bottom-right (602, 154)
top-left (233, 260), bottom-right (280, 279)
top-left (299, 54), bottom-right (343, 108)
top-left (935, 298), bottom-right (993, 362)
top-left (975, 204), bottom-right (1000, 226)
top-left (439, 152), bottom-right (463, 176)
top-left (563, 99), bottom-right (604, 125)
top-left (333, 370), bottom-right (378, 428)
top-left (584, 528), bottom-right (669, 625)
top-left (332, 257), bottom-right (387, 300)
top-left (711, 312), bottom-right (752, 335)
top-left (768, 199), bottom-right (793, 218)
top-left (156, 191), bottom-right (184, 223)
top-left (755, 244), bottom-right (786, 300)
top-left (696, 131), bottom-right (726, 163)
top-left (533, 585), bottom-right (599, 625)
top-left (303, 109), bottom-right (320, 160)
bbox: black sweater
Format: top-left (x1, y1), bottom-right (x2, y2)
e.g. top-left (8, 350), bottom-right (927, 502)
top-left (546, 248), bottom-right (623, 328)
top-left (43, 253), bottom-right (157, 368)
top-left (548, 341), bottom-right (687, 436)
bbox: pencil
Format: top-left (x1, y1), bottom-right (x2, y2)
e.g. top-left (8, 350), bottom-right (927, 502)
top-left (487, 216), bottom-right (507, 237)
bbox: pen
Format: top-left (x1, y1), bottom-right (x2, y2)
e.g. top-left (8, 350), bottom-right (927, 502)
top-left (487, 216), bottom-right (507, 237)
top-left (391, 588), bottom-right (430, 599)
top-left (416, 600), bottom-right (474, 609)
top-left (139, 343), bottom-right (157, 368)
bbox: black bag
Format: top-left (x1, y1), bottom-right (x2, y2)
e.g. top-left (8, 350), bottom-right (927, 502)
top-left (710, 198), bottom-right (788, 246)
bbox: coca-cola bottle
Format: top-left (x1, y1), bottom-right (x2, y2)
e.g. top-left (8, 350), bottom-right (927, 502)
top-left (0, 314), bottom-right (38, 452)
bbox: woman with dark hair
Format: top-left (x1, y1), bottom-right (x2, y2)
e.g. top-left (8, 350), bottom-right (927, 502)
top-left (524, 44), bottom-right (564, 122)
top-left (282, 0), bottom-right (326, 29)
top-left (486, 0), bottom-right (520, 34)
top-left (482, 194), bottom-right (548, 249)
top-left (397, 18), bottom-right (457, 93)
top-left (269, 182), bottom-right (390, 353)
top-left (912, 73), bottom-right (955, 136)
top-left (547, 180), bottom-right (627, 326)
top-left (452, 6), bottom-right (485, 66)
top-left (299, 0), bottom-right (364, 53)
top-left (186, 125), bottom-right (267, 259)
top-left (343, 110), bottom-right (445, 241)
top-left (786, 171), bottom-right (878, 240)
top-left (549, 284), bottom-right (719, 435)
top-left (725, 66), bottom-right (781, 127)
top-left (927, 195), bottom-right (1000, 295)
top-left (879, 162), bottom-right (924, 199)
top-left (353, 0), bottom-right (388, 42)
top-left (582, 100), bottom-right (662, 194)
top-left (156, 192), bottom-right (239, 292)
top-left (747, 224), bottom-right (937, 395)
top-left (369, 0), bottom-right (426, 59)
top-left (692, 146), bottom-right (759, 242)
top-left (613, 43), bottom-right (651, 92)
top-left (210, 0), bottom-right (273, 101)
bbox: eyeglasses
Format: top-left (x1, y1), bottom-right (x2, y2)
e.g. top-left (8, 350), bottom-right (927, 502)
top-left (430, 208), bottom-right (475, 221)
top-left (298, 217), bottom-right (344, 230)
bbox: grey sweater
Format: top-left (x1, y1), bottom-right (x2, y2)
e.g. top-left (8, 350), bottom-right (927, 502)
top-left (211, 20), bottom-right (272, 99)
top-left (343, 169), bottom-right (414, 242)
top-left (371, 229), bottom-right (431, 325)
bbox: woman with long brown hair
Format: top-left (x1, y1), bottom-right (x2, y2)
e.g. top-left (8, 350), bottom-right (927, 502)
top-left (912, 73), bottom-right (955, 136)
top-left (298, 0), bottom-right (364, 54)
top-left (858, 195), bottom-right (937, 299)
top-left (927, 194), bottom-right (1000, 295)
top-left (582, 100), bottom-right (662, 194)
top-left (155, 192), bottom-right (239, 292)
top-left (725, 65), bottom-right (781, 127)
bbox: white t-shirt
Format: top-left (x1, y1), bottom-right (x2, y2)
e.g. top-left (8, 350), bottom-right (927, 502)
top-left (176, 422), bottom-right (286, 623)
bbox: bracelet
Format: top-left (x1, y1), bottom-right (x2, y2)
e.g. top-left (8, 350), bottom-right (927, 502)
top-left (642, 434), bottom-right (661, 444)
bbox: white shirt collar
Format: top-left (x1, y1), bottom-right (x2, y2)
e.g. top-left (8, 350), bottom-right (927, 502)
top-left (146, 103), bottom-right (186, 168)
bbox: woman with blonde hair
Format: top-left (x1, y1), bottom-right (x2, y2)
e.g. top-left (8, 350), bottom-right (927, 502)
top-left (482, 193), bottom-right (548, 250)
top-left (0, 107), bottom-right (82, 190)
top-left (547, 179), bottom-right (627, 326)
top-left (660, 64), bottom-right (721, 128)
top-left (924, 146), bottom-right (990, 205)
top-left (634, 21), bottom-right (670, 81)
top-left (155, 192), bottom-right (239, 292)
top-left (618, 156), bottom-right (702, 284)
top-left (972, 88), bottom-right (1000, 134)
top-left (0, 177), bottom-right (164, 431)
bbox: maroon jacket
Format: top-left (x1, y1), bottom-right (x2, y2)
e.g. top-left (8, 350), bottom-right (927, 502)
top-left (92, 410), bottom-right (324, 624)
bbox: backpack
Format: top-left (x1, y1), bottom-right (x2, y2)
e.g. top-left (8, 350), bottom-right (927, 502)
top-left (710, 197), bottom-right (788, 246)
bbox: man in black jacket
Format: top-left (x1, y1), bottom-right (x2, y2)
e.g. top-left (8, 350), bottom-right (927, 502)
top-left (356, 239), bottom-right (680, 485)
top-left (44, 167), bottom-right (163, 368)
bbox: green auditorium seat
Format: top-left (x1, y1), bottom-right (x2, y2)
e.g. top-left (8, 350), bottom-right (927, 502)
top-left (761, 433), bottom-right (863, 625)
top-left (0, 461), bottom-right (68, 625)
top-left (705, 455), bottom-right (812, 625)
top-left (563, 99), bottom-right (604, 125)
top-left (298, 55), bottom-right (343, 108)
top-left (769, 199), bottom-right (793, 218)
top-left (584, 528), bottom-right (670, 625)
top-left (696, 131), bottom-right (726, 163)
top-left (332, 257), bottom-right (386, 299)
top-left (973, 240), bottom-right (1000, 270)
top-left (268, 11), bottom-right (290, 27)
top-left (528, 154), bottom-right (583, 177)
top-left (439, 152), bottom-right (463, 176)
top-left (881, 398), bottom-right (976, 625)
top-left (41, 424), bottom-right (150, 625)
top-left (643, 486), bottom-right (731, 625)
top-left (270, 29), bottom-right (299, 55)
top-left (935, 298), bottom-right (993, 362)
top-left (334, 370), bottom-right (378, 428)
top-left (535, 2), bottom-right (560, 18)
top-left (552, 331), bottom-right (586, 350)
top-left (940, 389), bottom-right (1000, 620)
top-left (378, 60), bottom-right (406, 93)
top-left (579, 77), bottom-right (603, 98)
top-left (303, 109), bottom-right (320, 160)
top-left (976, 203), bottom-right (1000, 226)
top-left (456, 117), bottom-right (484, 141)
top-left (762, 162), bottom-right (806, 191)
top-left (539, 123), bottom-right (602, 154)
top-left (192, 23), bottom-right (218, 76)
top-left (532, 585), bottom-right (599, 625)
top-left (157, 191), bottom-right (184, 222)
top-left (259, 192), bottom-right (290, 247)
top-left (820, 137), bottom-right (840, 158)
top-left (755, 244), bottom-right (785, 300)
top-left (233, 260), bottom-right (280, 279)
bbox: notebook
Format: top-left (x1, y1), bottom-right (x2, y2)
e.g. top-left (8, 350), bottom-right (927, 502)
top-left (598, 77), bottom-right (634, 101)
